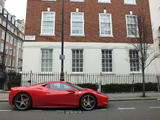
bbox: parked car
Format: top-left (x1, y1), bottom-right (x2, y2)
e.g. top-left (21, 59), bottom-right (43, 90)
top-left (9, 81), bottom-right (108, 111)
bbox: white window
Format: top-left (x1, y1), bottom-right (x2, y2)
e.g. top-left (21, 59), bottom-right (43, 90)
top-left (129, 50), bottom-right (139, 72)
top-left (102, 50), bottom-right (112, 72)
top-left (0, 43), bottom-right (4, 52)
top-left (13, 49), bottom-right (16, 56)
top-left (70, 0), bottom-right (84, 2)
top-left (71, 12), bottom-right (84, 36)
top-left (41, 49), bottom-right (53, 72)
top-left (124, 0), bottom-right (136, 5)
top-left (0, 5), bottom-right (2, 13)
top-left (72, 49), bottom-right (83, 72)
top-left (14, 39), bottom-right (17, 46)
top-left (5, 46), bottom-right (8, 54)
top-left (99, 13), bottom-right (113, 37)
top-left (98, 0), bottom-right (111, 3)
top-left (1, 30), bottom-right (5, 40)
top-left (2, 20), bottom-right (6, 26)
top-left (12, 59), bottom-right (15, 67)
top-left (41, 11), bottom-right (55, 36)
top-left (3, 9), bottom-right (8, 18)
top-left (6, 33), bottom-right (9, 42)
top-left (126, 15), bottom-right (139, 37)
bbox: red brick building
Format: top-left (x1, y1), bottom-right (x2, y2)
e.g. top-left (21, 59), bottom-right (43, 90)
top-left (23, 0), bottom-right (155, 74)
top-left (0, 7), bottom-right (24, 72)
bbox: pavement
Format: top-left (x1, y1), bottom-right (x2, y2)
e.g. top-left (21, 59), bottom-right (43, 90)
top-left (0, 90), bottom-right (160, 102)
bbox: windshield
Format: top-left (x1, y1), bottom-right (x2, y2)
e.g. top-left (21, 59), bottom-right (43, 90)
top-left (67, 82), bottom-right (85, 91)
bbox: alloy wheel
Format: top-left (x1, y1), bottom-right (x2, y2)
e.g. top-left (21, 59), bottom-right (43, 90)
top-left (14, 93), bottom-right (31, 111)
top-left (80, 94), bottom-right (96, 111)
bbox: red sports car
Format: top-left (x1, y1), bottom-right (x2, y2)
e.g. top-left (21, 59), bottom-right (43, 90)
top-left (9, 81), bottom-right (108, 111)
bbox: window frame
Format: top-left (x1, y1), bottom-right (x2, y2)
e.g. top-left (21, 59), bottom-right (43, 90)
top-left (40, 11), bottom-right (55, 36)
top-left (125, 14), bottom-right (139, 38)
top-left (98, 0), bottom-right (111, 3)
top-left (70, 12), bottom-right (85, 36)
top-left (99, 13), bottom-right (113, 37)
top-left (72, 49), bottom-right (84, 73)
top-left (124, 0), bottom-right (136, 5)
top-left (129, 50), bottom-right (140, 72)
top-left (101, 49), bottom-right (113, 72)
top-left (70, 0), bottom-right (84, 2)
top-left (41, 49), bottom-right (53, 72)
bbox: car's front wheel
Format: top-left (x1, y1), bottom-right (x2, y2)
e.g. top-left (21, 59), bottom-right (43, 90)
top-left (80, 94), bottom-right (97, 111)
top-left (13, 93), bottom-right (32, 111)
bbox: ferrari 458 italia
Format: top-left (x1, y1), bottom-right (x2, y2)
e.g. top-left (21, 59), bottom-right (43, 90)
top-left (9, 81), bottom-right (108, 111)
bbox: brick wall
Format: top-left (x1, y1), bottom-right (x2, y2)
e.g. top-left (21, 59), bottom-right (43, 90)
top-left (25, 0), bottom-right (153, 43)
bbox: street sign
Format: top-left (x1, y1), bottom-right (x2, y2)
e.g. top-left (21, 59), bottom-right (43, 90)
top-left (59, 55), bottom-right (65, 60)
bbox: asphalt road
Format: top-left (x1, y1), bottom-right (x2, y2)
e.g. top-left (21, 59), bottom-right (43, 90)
top-left (0, 100), bottom-right (160, 120)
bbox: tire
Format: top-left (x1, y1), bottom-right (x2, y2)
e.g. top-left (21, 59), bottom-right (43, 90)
top-left (13, 93), bottom-right (32, 111)
top-left (80, 94), bottom-right (97, 111)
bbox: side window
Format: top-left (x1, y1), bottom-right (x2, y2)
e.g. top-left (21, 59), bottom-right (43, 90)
top-left (45, 83), bottom-right (71, 90)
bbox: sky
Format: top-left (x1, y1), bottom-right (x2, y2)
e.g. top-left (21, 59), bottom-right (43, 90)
top-left (5, 0), bottom-right (27, 20)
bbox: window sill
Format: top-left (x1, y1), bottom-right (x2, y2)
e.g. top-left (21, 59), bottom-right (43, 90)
top-left (100, 35), bottom-right (113, 38)
top-left (70, 0), bottom-right (84, 2)
top-left (40, 34), bottom-right (55, 36)
top-left (127, 35), bottom-right (139, 38)
top-left (124, 3), bottom-right (136, 5)
top-left (101, 72), bottom-right (115, 75)
top-left (70, 34), bottom-right (85, 37)
top-left (98, 2), bottom-right (111, 4)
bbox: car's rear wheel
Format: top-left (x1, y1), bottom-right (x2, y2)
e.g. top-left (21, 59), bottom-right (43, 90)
top-left (13, 93), bottom-right (32, 111)
top-left (80, 94), bottom-right (96, 111)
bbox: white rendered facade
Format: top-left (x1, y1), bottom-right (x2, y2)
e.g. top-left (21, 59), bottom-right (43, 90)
top-left (149, 0), bottom-right (160, 74)
top-left (22, 42), bottom-right (158, 74)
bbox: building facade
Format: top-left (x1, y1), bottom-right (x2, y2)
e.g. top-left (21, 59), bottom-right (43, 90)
top-left (0, 7), bottom-right (24, 73)
top-left (149, 0), bottom-right (160, 74)
top-left (0, 0), bottom-right (5, 8)
top-left (24, 0), bottom-right (156, 74)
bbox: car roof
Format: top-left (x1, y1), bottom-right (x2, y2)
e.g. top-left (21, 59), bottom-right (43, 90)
top-left (42, 81), bottom-right (68, 85)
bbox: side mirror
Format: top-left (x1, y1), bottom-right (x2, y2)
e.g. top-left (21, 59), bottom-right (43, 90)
top-left (67, 89), bottom-right (75, 94)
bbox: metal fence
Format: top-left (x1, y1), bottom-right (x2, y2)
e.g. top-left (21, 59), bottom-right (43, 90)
top-left (21, 72), bottom-right (160, 86)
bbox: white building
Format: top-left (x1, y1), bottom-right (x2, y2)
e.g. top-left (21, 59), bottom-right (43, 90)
top-left (149, 0), bottom-right (160, 74)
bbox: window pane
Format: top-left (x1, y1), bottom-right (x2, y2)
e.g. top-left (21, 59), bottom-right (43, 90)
top-left (124, 0), bottom-right (136, 4)
top-left (99, 13), bottom-right (112, 36)
top-left (126, 15), bottom-right (139, 37)
top-left (98, 0), bottom-right (111, 3)
top-left (41, 49), bottom-right (53, 72)
top-left (102, 50), bottom-right (112, 72)
top-left (71, 12), bottom-right (84, 36)
top-left (129, 50), bottom-right (139, 71)
top-left (72, 49), bottom-right (83, 72)
top-left (41, 12), bottom-right (55, 35)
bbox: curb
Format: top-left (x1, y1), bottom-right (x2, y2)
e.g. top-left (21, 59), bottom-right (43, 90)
top-left (0, 99), bottom-right (8, 102)
top-left (109, 98), bottom-right (159, 101)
